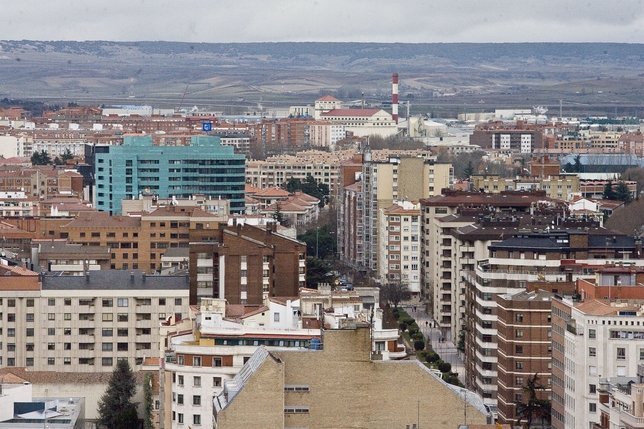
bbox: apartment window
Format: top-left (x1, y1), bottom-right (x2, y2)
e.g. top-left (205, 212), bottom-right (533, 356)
top-left (7, 299), bottom-right (15, 307)
top-left (193, 356), bottom-right (202, 367)
top-left (274, 313), bottom-right (280, 322)
top-left (516, 345), bottom-right (523, 354)
top-left (117, 314), bottom-right (128, 322)
top-left (64, 313), bottom-right (72, 320)
top-left (159, 298), bottom-right (166, 305)
top-left (64, 357), bottom-right (71, 365)
top-left (193, 395), bottom-right (201, 406)
top-left (102, 343), bottom-right (113, 351)
top-left (515, 314), bottom-right (523, 323)
top-left (48, 328), bottom-right (55, 335)
top-left (178, 375), bottom-right (184, 386)
top-left (64, 328), bottom-right (71, 335)
top-left (177, 394), bottom-right (184, 405)
top-left (103, 299), bottom-right (113, 307)
top-left (117, 298), bottom-right (129, 307)
top-left (516, 377), bottom-right (524, 387)
top-left (48, 313), bottom-right (55, 321)
top-left (516, 361), bottom-right (523, 370)
top-left (102, 313), bottom-right (113, 322)
top-left (589, 384), bottom-right (597, 394)
top-left (213, 357), bottom-right (222, 367)
top-left (48, 343), bottom-right (55, 351)
top-left (117, 328), bottom-right (128, 337)
top-left (26, 328), bottom-right (34, 337)
top-left (102, 357), bottom-right (113, 366)
top-left (48, 298), bottom-right (55, 306)
top-left (640, 348), bottom-right (644, 360)
top-left (617, 347), bottom-right (626, 360)
top-left (194, 376), bottom-right (201, 387)
top-left (102, 329), bottom-right (113, 337)
top-left (589, 329), bottom-right (596, 339)
top-left (213, 377), bottom-right (222, 387)
top-left (48, 357), bottom-right (55, 365)
top-left (7, 344), bottom-right (15, 351)
top-left (175, 298), bottom-right (182, 305)
top-left (193, 414), bottom-right (201, 425)
top-left (515, 329), bottom-right (523, 338)
top-left (7, 314), bottom-right (14, 322)
top-left (7, 328), bottom-right (15, 337)
top-left (589, 347), bottom-right (596, 357)
top-left (178, 414), bottom-right (184, 424)
top-left (177, 355), bottom-right (184, 365)
top-left (589, 365), bottom-right (597, 375)
top-left (515, 393), bottom-right (523, 402)
top-left (26, 299), bottom-right (34, 307)
top-left (589, 403), bottom-right (597, 412)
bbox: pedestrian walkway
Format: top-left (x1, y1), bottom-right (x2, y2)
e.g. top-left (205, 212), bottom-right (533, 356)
top-left (402, 301), bottom-right (465, 384)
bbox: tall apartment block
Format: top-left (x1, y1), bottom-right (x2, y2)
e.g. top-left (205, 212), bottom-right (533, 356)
top-left (94, 135), bottom-right (245, 215)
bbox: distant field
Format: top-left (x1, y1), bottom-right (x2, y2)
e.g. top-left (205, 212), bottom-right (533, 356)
top-left (1, 41), bottom-right (644, 118)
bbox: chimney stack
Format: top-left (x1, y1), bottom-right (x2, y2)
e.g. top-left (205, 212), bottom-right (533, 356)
top-left (392, 73), bottom-right (399, 124)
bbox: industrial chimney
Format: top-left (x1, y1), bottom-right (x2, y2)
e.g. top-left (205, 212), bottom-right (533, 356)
top-left (392, 73), bottom-right (399, 124)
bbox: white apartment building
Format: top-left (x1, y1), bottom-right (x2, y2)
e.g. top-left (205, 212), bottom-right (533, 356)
top-left (377, 201), bottom-right (422, 295)
top-left (309, 121), bottom-right (346, 148)
top-left (0, 269), bottom-right (190, 373)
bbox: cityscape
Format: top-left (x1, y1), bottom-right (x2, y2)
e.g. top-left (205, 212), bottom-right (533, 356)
top-left (1, 2), bottom-right (644, 429)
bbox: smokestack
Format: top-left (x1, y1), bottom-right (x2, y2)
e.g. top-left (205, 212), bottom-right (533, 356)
top-left (392, 73), bottom-right (399, 124)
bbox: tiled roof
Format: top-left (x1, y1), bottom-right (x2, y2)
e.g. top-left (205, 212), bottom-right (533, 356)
top-left (0, 367), bottom-right (145, 384)
top-left (254, 187), bottom-right (291, 198)
top-left (41, 270), bottom-right (190, 291)
top-left (316, 95), bottom-right (341, 102)
top-left (575, 299), bottom-right (638, 316)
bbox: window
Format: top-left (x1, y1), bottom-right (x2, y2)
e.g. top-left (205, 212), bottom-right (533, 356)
top-left (516, 377), bottom-right (524, 386)
top-left (515, 345), bottom-right (523, 354)
top-left (117, 298), bottom-right (129, 307)
top-left (48, 313), bottom-right (55, 320)
top-left (64, 357), bottom-right (71, 365)
top-left (177, 355), bottom-right (184, 365)
top-left (48, 328), bottom-right (55, 335)
top-left (48, 298), bottom-right (55, 306)
top-left (640, 348), bottom-right (644, 360)
top-left (589, 329), bottom-right (596, 339)
top-left (7, 299), bottom-right (15, 307)
top-left (117, 313), bottom-right (128, 322)
top-left (516, 361), bottom-right (523, 370)
top-left (102, 313), bottom-right (113, 322)
top-left (515, 329), bottom-right (523, 338)
top-left (26, 328), bottom-right (34, 337)
top-left (103, 298), bottom-right (113, 307)
top-left (589, 384), bottom-right (597, 394)
top-left (589, 403), bottom-right (597, 412)
top-left (102, 357), bottom-right (113, 366)
top-left (64, 313), bottom-right (72, 320)
top-left (26, 313), bottom-right (34, 322)
top-left (589, 347), bottom-right (596, 357)
top-left (159, 298), bottom-right (166, 305)
top-left (274, 313), bottom-right (280, 322)
top-left (516, 314), bottom-right (523, 323)
top-left (7, 328), bottom-right (15, 337)
top-left (102, 343), bottom-right (113, 351)
top-left (48, 343), bottom-right (55, 350)
top-left (589, 365), bottom-right (597, 375)
top-left (177, 394), bottom-right (184, 405)
top-left (26, 299), bottom-right (34, 307)
top-left (7, 313), bottom-right (15, 322)
top-left (193, 414), bottom-right (201, 425)
top-left (117, 328), bottom-right (128, 337)
top-left (7, 344), bottom-right (15, 351)
top-left (178, 414), bottom-right (184, 424)
top-left (193, 356), bottom-right (202, 367)
top-left (213, 377), bottom-right (222, 387)
top-left (178, 375), bottom-right (184, 386)
top-left (102, 328), bottom-right (113, 337)
top-left (193, 395), bottom-right (201, 406)
top-left (284, 407), bottom-right (310, 414)
top-left (175, 298), bottom-right (182, 305)
top-left (194, 376), bottom-right (201, 386)
top-left (64, 328), bottom-right (71, 335)
top-left (213, 357), bottom-right (222, 367)
top-left (48, 357), bottom-right (55, 365)
top-left (617, 347), bottom-right (626, 360)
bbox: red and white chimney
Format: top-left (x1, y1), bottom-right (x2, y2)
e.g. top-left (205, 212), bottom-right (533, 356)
top-left (392, 73), bottom-right (399, 124)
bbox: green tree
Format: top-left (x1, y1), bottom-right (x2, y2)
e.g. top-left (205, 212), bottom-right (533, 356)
top-left (305, 257), bottom-right (334, 288)
top-left (61, 148), bottom-right (74, 162)
top-left (285, 175), bottom-right (330, 207)
top-left (615, 180), bottom-right (633, 204)
top-left (573, 154), bottom-right (582, 173)
top-left (143, 372), bottom-right (154, 429)
top-left (53, 156), bottom-right (63, 165)
top-left (272, 203), bottom-right (284, 225)
top-left (602, 180), bottom-right (616, 200)
top-left (297, 224), bottom-right (336, 260)
top-left (515, 373), bottom-right (551, 429)
top-left (463, 161), bottom-right (474, 179)
top-left (97, 359), bottom-right (139, 429)
top-left (30, 150), bottom-right (52, 165)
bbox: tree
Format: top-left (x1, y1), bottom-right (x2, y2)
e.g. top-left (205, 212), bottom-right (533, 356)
top-left (285, 175), bottom-right (330, 208)
top-left (515, 373), bottom-right (551, 429)
top-left (623, 167), bottom-right (644, 198)
top-left (143, 372), bottom-right (154, 429)
top-left (602, 180), bottom-right (616, 200)
top-left (463, 161), bottom-right (474, 179)
top-left (61, 148), bottom-right (74, 162)
top-left (380, 281), bottom-right (410, 308)
top-left (272, 203), bottom-right (284, 225)
top-left (305, 257), bottom-right (334, 288)
top-left (53, 156), bottom-right (63, 165)
top-left (615, 180), bottom-right (633, 204)
top-left (30, 150), bottom-right (52, 165)
top-left (97, 359), bottom-right (139, 429)
top-left (297, 224), bottom-right (337, 260)
top-left (573, 154), bottom-right (582, 173)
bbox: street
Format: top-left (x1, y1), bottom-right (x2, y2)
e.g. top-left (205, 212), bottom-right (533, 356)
top-left (402, 303), bottom-right (466, 384)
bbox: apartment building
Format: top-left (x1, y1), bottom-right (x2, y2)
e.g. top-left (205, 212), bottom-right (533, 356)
top-left (0, 168), bottom-right (83, 199)
top-left (320, 108), bottom-right (397, 138)
top-left (308, 121), bottom-right (346, 148)
top-left (420, 190), bottom-right (560, 341)
top-left (470, 121), bottom-right (544, 153)
top-left (0, 266), bottom-right (190, 373)
top-left (464, 229), bottom-right (642, 411)
top-left (189, 223), bottom-right (306, 305)
top-left (377, 201), bottom-right (421, 295)
top-left (596, 368), bottom-right (644, 429)
top-left (470, 173), bottom-right (580, 201)
top-left (496, 289), bottom-right (553, 425)
top-left (94, 135), bottom-right (245, 215)
top-left (552, 267), bottom-right (644, 429)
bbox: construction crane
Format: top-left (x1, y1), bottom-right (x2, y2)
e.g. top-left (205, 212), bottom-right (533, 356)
top-left (177, 84), bottom-right (189, 111)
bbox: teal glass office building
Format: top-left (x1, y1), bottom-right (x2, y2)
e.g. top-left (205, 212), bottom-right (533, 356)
top-left (94, 135), bottom-right (245, 215)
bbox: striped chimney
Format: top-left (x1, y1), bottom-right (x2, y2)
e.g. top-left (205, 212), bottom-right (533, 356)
top-left (392, 73), bottom-right (399, 124)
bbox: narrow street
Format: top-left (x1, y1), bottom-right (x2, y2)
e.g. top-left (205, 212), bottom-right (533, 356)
top-left (402, 302), bottom-right (466, 384)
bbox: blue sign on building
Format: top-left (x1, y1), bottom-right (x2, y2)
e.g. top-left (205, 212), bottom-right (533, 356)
top-left (202, 122), bottom-right (212, 132)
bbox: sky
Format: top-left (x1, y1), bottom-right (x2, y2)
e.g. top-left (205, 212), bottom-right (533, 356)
top-left (3, 0), bottom-right (644, 44)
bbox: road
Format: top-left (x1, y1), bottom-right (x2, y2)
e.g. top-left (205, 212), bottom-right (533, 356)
top-left (402, 302), bottom-right (466, 384)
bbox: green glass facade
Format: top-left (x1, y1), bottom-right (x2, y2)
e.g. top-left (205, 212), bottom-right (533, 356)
top-left (94, 135), bottom-right (245, 215)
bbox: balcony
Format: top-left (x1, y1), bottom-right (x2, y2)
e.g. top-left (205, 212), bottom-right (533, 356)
top-left (621, 412), bottom-right (644, 428)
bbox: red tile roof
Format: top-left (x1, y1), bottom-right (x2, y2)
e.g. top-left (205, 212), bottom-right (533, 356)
top-left (321, 109), bottom-right (382, 117)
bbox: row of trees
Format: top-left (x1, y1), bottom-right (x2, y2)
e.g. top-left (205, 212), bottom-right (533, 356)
top-left (602, 180), bottom-right (633, 203)
top-left (30, 148), bottom-right (74, 165)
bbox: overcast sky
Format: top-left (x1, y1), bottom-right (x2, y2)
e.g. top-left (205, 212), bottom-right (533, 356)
top-left (3, 0), bottom-right (644, 44)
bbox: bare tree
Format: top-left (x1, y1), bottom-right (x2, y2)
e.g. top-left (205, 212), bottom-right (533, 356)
top-left (380, 281), bottom-right (410, 308)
